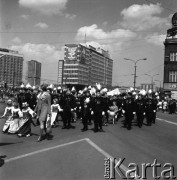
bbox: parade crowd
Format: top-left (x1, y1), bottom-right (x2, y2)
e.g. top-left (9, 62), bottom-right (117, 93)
top-left (0, 83), bottom-right (175, 142)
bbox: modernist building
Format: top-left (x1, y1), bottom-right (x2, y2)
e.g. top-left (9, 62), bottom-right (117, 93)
top-left (27, 60), bottom-right (41, 86)
top-left (63, 44), bottom-right (113, 89)
top-left (163, 13), bottom-right (177, 99)
top-left (0, 48), bottom-right (23, 88)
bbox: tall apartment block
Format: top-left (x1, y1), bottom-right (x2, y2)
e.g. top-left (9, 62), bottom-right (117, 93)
top-left (0, 48), bottom-right (23, 88)
top-left (63, 44), bottom-right (113, 89)
top-left (27, 60), bottom-right (41, 86)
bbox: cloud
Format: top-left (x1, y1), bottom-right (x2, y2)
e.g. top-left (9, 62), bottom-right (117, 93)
top-left (12, 37), bottom-right (22, 44)
top-left (76, 24), bottom-right (136, 40)
top-left (65, 13), bottom-right (76, 20)
top-left (145, 33), bottom-right (166, 46)
top-left (20, 14), bottom-right (29, 19)
top-left (75, 24), bottom-right (137, 55)
top-left (10, 43), bottom-right (64, 83)
top-left (120, 3), bottom-right (170, 30)
top-left (35, 22), bottom-right (49, 29)
top-left (19, 0), bottom-right (68, 15)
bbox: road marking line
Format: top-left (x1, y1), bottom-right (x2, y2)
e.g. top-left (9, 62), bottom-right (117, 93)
top-left (5, 138), bottom-right (138, 179)
top-left (5, 138), bottom-right (87, 163)
top-left (156, 118), bottom-right (177, 126)
top-left (85, 138), bottom-right (141, 180)
top-left (85, 138), bottom-right (128, 172)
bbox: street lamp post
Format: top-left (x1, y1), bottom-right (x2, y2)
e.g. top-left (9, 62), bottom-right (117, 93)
top-left (144, 73), bottom-right (159, 91)
top-left (124, 58), bottom-right (147, 90)
top-left (155, 80), bottom-right (162, 90)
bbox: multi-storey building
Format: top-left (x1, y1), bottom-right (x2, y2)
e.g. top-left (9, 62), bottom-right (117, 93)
top-left (27, 60), bottom-right (41, 86)
top-left (0, 48), bottom-right (23, 88)
top-left (163, 12), bottom-right (177, 99)
top-left (63, 44), bottom-right (113, 89)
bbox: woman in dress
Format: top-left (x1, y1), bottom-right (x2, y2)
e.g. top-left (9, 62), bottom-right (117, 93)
top-left (1, 99), bottom-right (13, 133)
top-left (17, 102), bottom-right (36, 137)
top-left (34, 84), bottom-right (52, 142)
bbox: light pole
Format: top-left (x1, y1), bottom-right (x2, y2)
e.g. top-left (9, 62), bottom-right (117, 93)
top-left (144, 73), bottom-right (159, 91)
top-left (155, 80), bottom-right (162, 90)
top-left (124, 58), bottom-right (147, 90)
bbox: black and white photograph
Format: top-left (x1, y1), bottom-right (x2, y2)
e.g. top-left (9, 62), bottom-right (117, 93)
top-left (0, 0), bottom-right (177, 179)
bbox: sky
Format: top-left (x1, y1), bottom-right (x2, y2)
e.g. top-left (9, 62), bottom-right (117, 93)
top-left (0, 0), bottom-right (177, 87)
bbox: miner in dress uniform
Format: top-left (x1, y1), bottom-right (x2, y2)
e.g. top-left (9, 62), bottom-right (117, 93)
top-left (135, 93), bottom-right (146, 128)
top-left (122, 92), bottom-right (135, 130)
top-left (91, 90), bottom-right (104, 132)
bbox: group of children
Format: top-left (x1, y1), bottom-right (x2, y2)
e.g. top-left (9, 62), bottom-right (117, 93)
top-left (1, 99), bottom-right (36, 137)
top-left (1, 97), bottom-right (65, 138)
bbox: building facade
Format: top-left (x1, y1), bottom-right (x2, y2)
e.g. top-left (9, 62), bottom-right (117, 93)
top-left (0, 48), bottom-right (23, 88)
top-left (27, 60), bottom-right (41, 86)
top-left (163, 13), bottom-right (177, 99)
top-left (57, 60), bottom-right (64, 86)
top-left (141, 83), bottom-right (154, 91)
top-left (63, 44), bottom-right (113, 89)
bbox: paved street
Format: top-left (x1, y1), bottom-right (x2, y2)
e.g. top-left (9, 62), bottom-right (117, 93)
top-left (0, 102), bottom-right (176, 180)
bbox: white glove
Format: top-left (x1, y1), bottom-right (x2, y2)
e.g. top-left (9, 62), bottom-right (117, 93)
top-left (79, 106), bottom-right (81, 109)
top-left (143, 112), bottom-right (146, 115)
top-left (102, 111), bottom-right (105, 116)
top-left (122, 110), bottom-right (125, 114)
top-left (153, 110), bottom-right (156, 113)
top-left (91, 111), bottom-right (94, 115)
top-left (133, 112), bottom-right (136, 115)
top-left (71, 109), bottom-right (73, 111)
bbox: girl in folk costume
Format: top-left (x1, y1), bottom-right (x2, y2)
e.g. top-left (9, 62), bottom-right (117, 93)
top-left (17, 102), bottom-right (36, 137)
top-left (8, 101), bottom-right (22, 134)
top-left (1, 99), bottom-right (13, 133)
top-left (51, 98), bottom-right (63, 127)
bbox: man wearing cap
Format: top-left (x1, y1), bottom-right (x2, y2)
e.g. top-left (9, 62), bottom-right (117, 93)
top-left (91, 90), bottom-right (104, 132)
top-left (17, 85), bottom-right (26, 110)
top-left (145, 94), bottom-right (156, 126)
top-left (62, 90), bottom-right (75, 129)
top-left (122, 92), bottom-right (135, 130)
top-left (25, 85), bottom-right (37, 111)
top-left (135, 93), bottom-right (146, 128)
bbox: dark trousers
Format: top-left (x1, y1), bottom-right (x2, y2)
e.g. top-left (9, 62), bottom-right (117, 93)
top-left (63, 111), bottom-right (71, 127)
top-left (136, 113), bottom-right (144, 127)
top-left (124, 114), bottom-right (133, 129)
top-left (93, 112), bottom-right (103, 131)
top-left (146, 111), bottom-right (154, 125)
top-left (82, 116), bottom-right (88, 129)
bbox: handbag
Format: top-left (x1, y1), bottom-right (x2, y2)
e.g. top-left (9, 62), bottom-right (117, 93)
top-left (46, 115), bottom-right (52, 133)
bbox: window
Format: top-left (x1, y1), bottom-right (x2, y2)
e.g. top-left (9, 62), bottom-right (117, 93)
top-left (170, 52), bottom-right (177, 61)
top-left (169, 71), bottom-right (177, 82)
